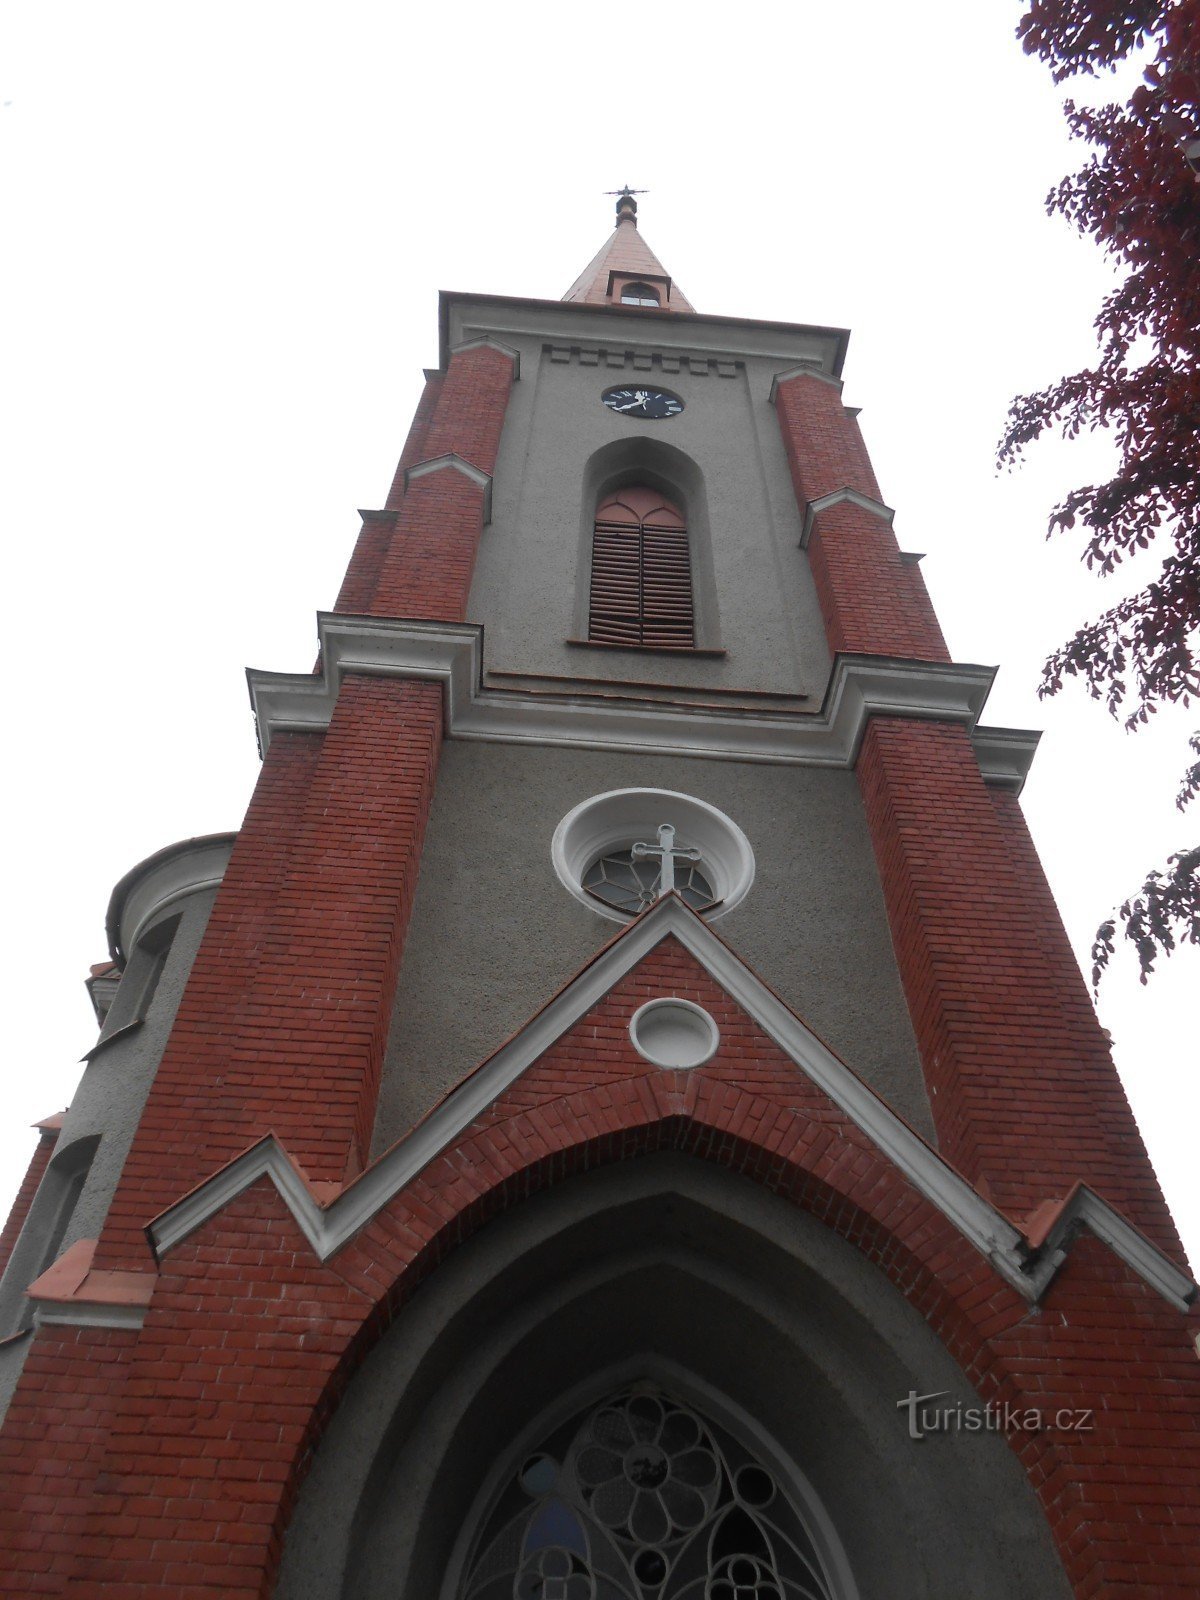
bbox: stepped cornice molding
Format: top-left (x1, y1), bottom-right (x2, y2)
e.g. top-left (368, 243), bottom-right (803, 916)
top-left (447, 335), bottom-right (521, 379)
top-left (799, 488), bottom-right (896, 550)
top-left (140, 896), bottom-right (1195, 1317)
top-left (247, 619), bottom-right (1039, 789)
top-left (439, 292), bottom-right (851, 379)
top-left (402, 453), bottom-right (493, 522)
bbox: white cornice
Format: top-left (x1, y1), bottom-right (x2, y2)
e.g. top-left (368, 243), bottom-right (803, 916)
top-left (247, 617), bottom-right (1037, 790)
top-left (800, 488), bottom-right (896, 551)
top-left (105, 834), bottom-right (237, 965)
top-left (402, 454), bottom-right (493, 523)
top-left (146, 896), bottom-right (1195, 1314)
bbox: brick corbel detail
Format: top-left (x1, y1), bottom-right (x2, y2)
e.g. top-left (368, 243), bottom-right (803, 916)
top-left (94, 677), bottom-right (444, 1271)
top-left (858, 715), bottom-right (1184, 1254)
top-left (773, 369), bottom-right (948, 660)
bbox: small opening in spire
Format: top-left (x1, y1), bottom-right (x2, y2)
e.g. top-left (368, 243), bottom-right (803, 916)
top-left (620, 282), bottom-right (661, 307)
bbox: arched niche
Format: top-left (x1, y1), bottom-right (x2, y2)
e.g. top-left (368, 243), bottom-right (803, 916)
top-left (274, 1157), bottom-right (1070, 1600)
top-left (0, 1133), bottom-right (100, 1337)
top-left (574, 439), bottom-right (722, 651)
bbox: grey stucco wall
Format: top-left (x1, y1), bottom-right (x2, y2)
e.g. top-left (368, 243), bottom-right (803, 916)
top-left (458, 302), bottom-right (833, 697)
top-left (373, 742), bottom-right (931, 1156)
top-left (274, 1158), bottom-right (1071, 1600)
top-left (0, 888), bottom-right (218, 1341)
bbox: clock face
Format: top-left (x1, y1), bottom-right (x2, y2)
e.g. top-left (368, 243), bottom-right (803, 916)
top-left (601, 386), bottom-right (685, 421)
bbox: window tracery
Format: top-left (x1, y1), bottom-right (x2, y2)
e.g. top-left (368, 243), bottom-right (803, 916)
top-left (460, 1386), bottom-right (836, 1600)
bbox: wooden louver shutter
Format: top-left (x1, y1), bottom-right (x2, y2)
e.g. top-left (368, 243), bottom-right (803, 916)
top-left (588, 487), bottom-right (694, 648)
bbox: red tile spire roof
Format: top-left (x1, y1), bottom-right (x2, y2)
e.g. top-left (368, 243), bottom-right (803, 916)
top-left (562, 188), bottom-right (694, 312)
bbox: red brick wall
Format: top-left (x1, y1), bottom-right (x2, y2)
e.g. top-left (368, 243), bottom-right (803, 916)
top-left (774, 366), bottom-right (1180, 1261)
top-left (857, 717), bottom-right (1182, 1253)
top-left (332, 373), bottom-right (446, 620)
top-left (335, 344), bottom-right (514, 623)
top-left (384, 371), bottom-right (445, 511)
top-left (96, 679), bottom-right (443, 1271)
top-left (3, 939), bottom-right (1195, 1598)
top-left (0, 1324), bottom-right (138, 1598)
top-left (0, 1130), bottom-right (57, 1283)
top-left (90, 345), bottom-right (515, 1272)
top-left (773, 372), bottom-right (949, 661)
top-left (371, 465), bottom-right (492, 620)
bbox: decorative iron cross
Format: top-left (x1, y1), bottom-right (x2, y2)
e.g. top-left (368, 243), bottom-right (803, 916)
top-left (631, 823), bottom-right (701, 899)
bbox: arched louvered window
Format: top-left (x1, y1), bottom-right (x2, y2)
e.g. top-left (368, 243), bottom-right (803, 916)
top-left (589, 486), bottom-right (695, 649)
top-left (620, 282), bottom-right (661, 306)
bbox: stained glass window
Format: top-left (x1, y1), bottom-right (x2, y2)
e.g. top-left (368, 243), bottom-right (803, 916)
top-left (460, 1386), bottom-right (836, 1600)
top-left (582, 850), bottom-right (716, 917)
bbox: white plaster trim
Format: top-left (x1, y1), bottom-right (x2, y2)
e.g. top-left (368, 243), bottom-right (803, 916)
top-left (1022, 1187), bottom-right (1195, 1312)
top-left (32, 1301), bottom-right (147, 1331)
top-left (550, 787), bottom-right (756, 923)
top-left (629, 998), bottom-right (720, 1069)
top-left (151, 1136), bottom-right (328, 1259)
top-left (769, 364), bottom-right (842, 403)
top-left (145, 896), bottom-right (1194, 1312)
top-left (138, 902), bottom-right (1196, 1312)
top-left (247, 617), bottom-right (1037, 790)
top-left (403, 454), bottom-right (493, 524)
top-left (970, 725), bottom-right (1043, 792)
top-left (800, 489), bottom-right (896, 551)
top-left (448, 336), bottom-right (521, 380)
top-left (107, 835), bottom-right (237, 964)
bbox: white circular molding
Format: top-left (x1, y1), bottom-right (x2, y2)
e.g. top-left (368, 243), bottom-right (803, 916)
top-left (551, 788), bottom-right (755, 923)
top-left (629, 999), bottom-right (720, 1069)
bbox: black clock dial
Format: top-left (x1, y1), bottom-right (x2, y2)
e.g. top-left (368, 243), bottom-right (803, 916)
top-left (601, 386), bottom-right (685, 420)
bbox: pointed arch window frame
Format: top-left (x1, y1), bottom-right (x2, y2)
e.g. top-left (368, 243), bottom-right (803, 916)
top-left (446, 1363), bottom-right (857, 1600)
top-left (569, 442), bottom-right (725, 658)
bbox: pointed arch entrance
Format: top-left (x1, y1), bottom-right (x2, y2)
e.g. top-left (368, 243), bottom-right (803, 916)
top-left (273, 1158), bottom-right (1070, 1600)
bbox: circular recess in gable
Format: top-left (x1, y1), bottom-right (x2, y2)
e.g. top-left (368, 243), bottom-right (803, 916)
top-left (629, 998), bottom-right (720, 1069)
top-left (551, 789), bottom-right (755, 924)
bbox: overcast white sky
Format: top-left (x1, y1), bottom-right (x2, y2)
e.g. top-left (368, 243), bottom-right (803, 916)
top-left (1, 3), bottom-right (1196, 1268)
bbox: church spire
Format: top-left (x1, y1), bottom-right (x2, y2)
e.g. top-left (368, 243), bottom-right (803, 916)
top-left (562, 187), bottom-right (694, 312)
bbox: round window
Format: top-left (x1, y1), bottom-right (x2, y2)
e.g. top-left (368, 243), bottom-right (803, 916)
top-left (552, 790), bottom-right (754, 923)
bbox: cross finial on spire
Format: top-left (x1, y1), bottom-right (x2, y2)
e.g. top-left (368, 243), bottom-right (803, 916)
top-left (604, 185), bottom-right (648, 226)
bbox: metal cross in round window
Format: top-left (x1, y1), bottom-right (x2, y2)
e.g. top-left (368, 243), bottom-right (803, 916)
top-left (582, 823), bottom-right (716, 916)
top-left (602, 385), bottom-right (684, 420)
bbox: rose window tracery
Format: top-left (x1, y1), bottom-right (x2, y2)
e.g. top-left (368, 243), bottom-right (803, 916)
top-left (460, 1387), bottom-right (837, 1600)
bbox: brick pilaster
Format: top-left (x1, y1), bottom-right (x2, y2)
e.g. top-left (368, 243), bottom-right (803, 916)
top-left (858, 716), bottom-right (1182, 1250)
top-left (370, 343), bottom-right (514, 621)
top-left (331, 374), bottom-right (447, 621)
top-left (95, 679), bottom-right (443, 1269)
top-left (774, 371), bottom-right (949, 660)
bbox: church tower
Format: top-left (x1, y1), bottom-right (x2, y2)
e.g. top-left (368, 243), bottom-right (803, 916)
top-left (1, 193), bottom-right (1198, 1599)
